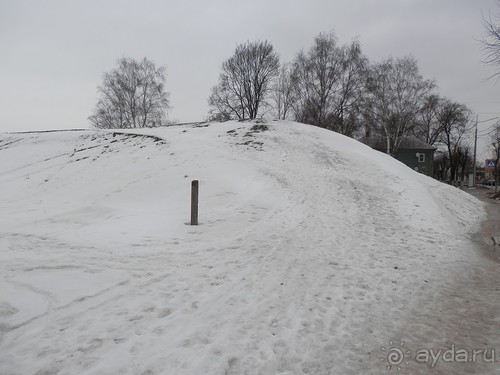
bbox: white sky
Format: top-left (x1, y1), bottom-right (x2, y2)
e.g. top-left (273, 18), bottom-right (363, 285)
top-left (0, 0), bottom-right (499, 159)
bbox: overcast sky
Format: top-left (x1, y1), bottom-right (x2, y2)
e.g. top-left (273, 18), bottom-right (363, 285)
top-left (1, 0), bottom-right (499, 158)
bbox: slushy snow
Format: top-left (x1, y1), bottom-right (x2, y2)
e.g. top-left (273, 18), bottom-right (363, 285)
top-left (0, 121), bottom-right (490, 374)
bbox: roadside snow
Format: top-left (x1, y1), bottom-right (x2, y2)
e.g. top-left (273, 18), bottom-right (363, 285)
top-left (0, 121), bottom-right (488, 374)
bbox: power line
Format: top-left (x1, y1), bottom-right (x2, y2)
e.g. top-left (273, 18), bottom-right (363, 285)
top-left (478, 129), bottom-right (496, 136)
top-left (478, 127), bottom-right (498, 136)
top-left (474, 115), bottom-right (499, 137)
top-left (477, 116), bottom-right (500, 123)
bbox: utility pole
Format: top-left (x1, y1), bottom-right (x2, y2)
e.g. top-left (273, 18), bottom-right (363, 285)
top-left (473, 115), bottom-right (478, 186)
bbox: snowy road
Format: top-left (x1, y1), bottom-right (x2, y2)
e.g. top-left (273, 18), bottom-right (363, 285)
top-left (0, 122), bottom-right (494, 374)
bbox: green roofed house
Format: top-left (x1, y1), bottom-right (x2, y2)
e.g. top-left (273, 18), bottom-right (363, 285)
top-left (360, 136), bottom-right (436, 177)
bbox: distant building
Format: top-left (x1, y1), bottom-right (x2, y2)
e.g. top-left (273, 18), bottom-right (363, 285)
top-left (360, 136), bottom-right (436, 177)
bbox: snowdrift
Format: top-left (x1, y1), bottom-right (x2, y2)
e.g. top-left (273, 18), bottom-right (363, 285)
top-left (0, 121), bottom-right (485, 374)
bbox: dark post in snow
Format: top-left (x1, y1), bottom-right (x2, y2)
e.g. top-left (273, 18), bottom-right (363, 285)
top-left (191, 180), bottom-right (199, 225)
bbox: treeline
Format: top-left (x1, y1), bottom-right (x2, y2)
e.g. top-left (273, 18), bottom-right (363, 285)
top-left (208, 32), bottom-right (474, 181)
top-left (88, 31), bottom-right (474, 182)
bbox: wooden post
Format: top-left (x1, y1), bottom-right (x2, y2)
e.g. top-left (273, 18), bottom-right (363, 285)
top-left (191, 180), bottom-right (199, 225)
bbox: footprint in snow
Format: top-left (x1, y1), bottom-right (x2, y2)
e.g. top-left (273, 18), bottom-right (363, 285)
top-left (77, 338), bottom-right (103, 353)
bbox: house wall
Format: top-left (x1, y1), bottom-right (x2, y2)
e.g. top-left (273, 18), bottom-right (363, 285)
top-left (395, 149), bottom-right (434, 176)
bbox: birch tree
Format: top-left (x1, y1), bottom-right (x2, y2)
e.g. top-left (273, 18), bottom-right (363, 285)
top-left (89, 57), bottom-right (169, 129)
top-left (364, 56), bottom-right (434, 155)
top-left (291, 32), bottom-right (368, 137)
top-left (270, 64), bottom-right (296, 120)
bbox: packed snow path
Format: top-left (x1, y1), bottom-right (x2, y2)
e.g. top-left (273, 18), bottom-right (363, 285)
top-left (0, 122), bottom-right (493, 374)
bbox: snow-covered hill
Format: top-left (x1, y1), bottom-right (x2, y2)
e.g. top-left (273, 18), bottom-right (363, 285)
top-left (0, 121), bottom-right (488, 374)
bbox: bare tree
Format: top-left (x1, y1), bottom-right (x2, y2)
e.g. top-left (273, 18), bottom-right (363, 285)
top-left (436, 99), bottom-right (472, 182)
top-left (270, 64), bottom-right (296, 120)
top-left (489, 122), bottom-right (500, 191)
top-left (334, 40), bottom-right (369, 137)
top-left (414, 95), bottom-right (472, 184)
top-left (207, 76), bottom-right (241, 121)
top-left (364, 56), bottom-right (435, 155)
top-left (208, 41), bottom-right (280, 120)
top-left (433, 150), bottom-right (449, 180)
top-left (456, 144), bottom-right (471, 185)
top-left (89, 57), bottom-right (169, 129)
top-left (291, 32), bottom-right (367, 137)
top-left (90, 58), bottom-right (168, 128)
top-left (413, 94), bottom-right (444, 146)
top-left (291, 32), bottom-right (342, 128)
top-left (481, 0), bottom-right (500, 78)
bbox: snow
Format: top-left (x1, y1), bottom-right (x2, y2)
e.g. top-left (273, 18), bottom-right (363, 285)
top-left (0, 121), bottom-right (489, 374)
